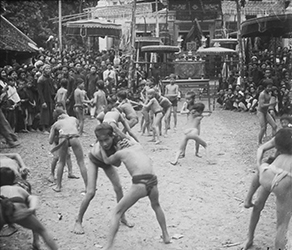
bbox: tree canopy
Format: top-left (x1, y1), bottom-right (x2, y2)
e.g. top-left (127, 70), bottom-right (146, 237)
top-left (1, 0), bottom-right (98, 47)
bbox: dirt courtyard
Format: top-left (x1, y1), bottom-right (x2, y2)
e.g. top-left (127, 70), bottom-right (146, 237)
top-left (0, 103), bottom-right (291, 250)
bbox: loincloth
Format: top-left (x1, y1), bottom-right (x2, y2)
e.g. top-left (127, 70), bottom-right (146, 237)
top-left (132, 174), bottom-right (158, 196)
top-left (50, 134), bottom-right (79, 153)
top-left (260, 163), bottom-right (292, 191)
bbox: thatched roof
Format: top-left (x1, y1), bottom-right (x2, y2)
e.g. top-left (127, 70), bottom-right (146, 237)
top-left (0, 15), bottom-right (38, 53)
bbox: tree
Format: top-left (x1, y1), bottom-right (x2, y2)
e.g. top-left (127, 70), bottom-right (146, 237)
top-left (1, 0), bottom-right (98, 47)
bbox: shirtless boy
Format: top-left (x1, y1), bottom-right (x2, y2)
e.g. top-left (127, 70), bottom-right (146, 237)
top-left (243, 128), bottom-right (292, 250)
top-left (257, 80), bottom-right (277, 145)
top-left (242, 118), bottom-right (292, 250)
top-left (97, 97), bottom-right (139, 142)
top-left (155, 91), bottom-right (172, 136)
top-left (49, 109), bottom-right (87, 192)
top-left (95, 123), bottom-right (170, 249)
top-left (164, 74), bottom-right (179, 130)
top-left (48, 130), bottom-right (79, 183)
top-left (143, 89), bottom-right (164, 144)
top-left (0, 167), bottom-right (58, 250)
top-left (74, 79), bottom-right (90, 135)
top-left (91, 80), bottom-right (107, 118)
top-left (117, 90), bottom-right (139, 130)
top-left (54, 78), bottom-right (68, 110)
top-left (171, 102), bottom-right (209, 165)
top-left (73, 123), bottom-right (133, 235)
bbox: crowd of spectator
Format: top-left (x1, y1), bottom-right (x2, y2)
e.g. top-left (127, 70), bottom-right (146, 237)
top-left (0, 47), bottom-right (154, 142)
top-left (216, 46), bottom-right (292, 116)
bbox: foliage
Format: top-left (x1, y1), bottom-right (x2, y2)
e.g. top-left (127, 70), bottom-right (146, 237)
top-left (1, 0), bottom-right (98, 47)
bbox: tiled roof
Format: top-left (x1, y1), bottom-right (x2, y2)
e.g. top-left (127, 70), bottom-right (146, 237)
top-left (0, 15), bottom-right (38, 53)
top-left (222, 1), bottom-right (283, 16)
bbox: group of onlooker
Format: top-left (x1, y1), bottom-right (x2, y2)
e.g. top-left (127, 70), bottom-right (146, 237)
top-left (0, 46), bottom-right (164, 147)
top-left (216, 46), bottom-right (292, 116)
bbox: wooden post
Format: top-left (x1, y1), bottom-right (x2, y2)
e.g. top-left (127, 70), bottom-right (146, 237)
top-left (235, 0), bottom-right (243, 77)
top-left (128, 0), bottom-right (137, 89)
top-left (58, 0), bottom-right (63, 54)
top-left (156, 0), bottom-right (159, 37)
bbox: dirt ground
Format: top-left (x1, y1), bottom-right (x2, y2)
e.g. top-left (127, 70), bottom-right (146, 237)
top-left (0, 101), bottom-right (291, 250)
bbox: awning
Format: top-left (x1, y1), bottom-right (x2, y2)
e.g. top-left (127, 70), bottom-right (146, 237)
top-left (136, 37), bottom-right (162, 47)
top-left (0, 16), bottom-right (39, 53)
top-left (241, 14), bottom-right (292, 38)
top-left (66, 19), bottom-right (122, 38)
top-left (196, 46), bottom-right (237, 55)
top-left (141, 45), bottom-right (180, 53)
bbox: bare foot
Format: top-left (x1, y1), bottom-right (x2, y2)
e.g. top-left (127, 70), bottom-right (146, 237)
top-left (52, 186), bottom-right (61, 192)
top-left (72, 221), bottom-right (85, 234)
top-left (120, 218), bottom-right (134, 228)
top-left (162, 233), bottom-right (171, 244)
top-left (195, 153), bottom-right (202, 158)
top-left (68, 174), bottom-right (80, 179)
top-left (243, 200), bottom-right (254, 209)
top-left (241, 239), bottom-right (253, 250)
top-left (48, 175), bottom-right (55, 183)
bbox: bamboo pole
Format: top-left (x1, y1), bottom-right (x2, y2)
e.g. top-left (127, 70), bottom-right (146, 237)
top-left (58, 0), bottom-right (63, 54)
top-left (235, 0), bottom-right (243, 77)
top-left (128, 0), bottom-right (137, 89)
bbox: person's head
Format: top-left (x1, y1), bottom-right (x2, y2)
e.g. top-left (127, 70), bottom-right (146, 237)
top-left (75, 63), bottom-right (82, 72)
top-left (189, 102), bottom-right (205, 116)
top-left (263, 79), bottom-right (273, 92)
top-left (185, 91), bottom-right (196, 104)
top-left (0, 69), bottom-right (7, 79)
top-left (42, 64), bottom-right (51, 75)
top-left (94, 123), bottom-right (114, 150)
top-left (90, 66), bottom-right (97, 74)
top-left (62, 66), bottom-right (69, 76)
top-left (264, 68), bottom-right (272, 78)
top-left (117, 90), bottom-right (127, 102)
top-left (76, 78), bottom-right (85, 90)
top-left (147, 88), bottom-right (156, 99)
top-left (0, 167), bottom-right (16, 186)
top-left (280, 115), bottom-right (292, 128)
top-left (169, 74), bottom-right (176, 85)
top-left (53, 108), bottom-right (66, 121)
top-left (107, 64), bottom-right (112, 70)
top-left (274, 128), bottom-right (292, 154)
top-left (69, 68), bottom-right (76, 78)
top-left (97, 80), bottom-right (105, 90)
top-left (60, 78), bottom-right (68, 89)
top-left (8, 70), bottom-right (17, 79)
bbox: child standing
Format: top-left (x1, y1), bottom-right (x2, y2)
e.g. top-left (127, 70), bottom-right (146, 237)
top-left (49, 109), bottom-right (87, 192)
top-left (55, 78), bottom-right (68, 110)
top-left (74, 78), bottom-right (90, 135)
top-left (164, 74), bottom-right (179, 130)
top-left (155, 91), bottom-right (172, 136)
top-left (143, 89), bottom-right (163, 144)
top-left (95, 123), bottom-right (170, 249)
top-left (171, 102), bottom-right (209, 165)
top-left (91, 80), bottom-right (107, 118)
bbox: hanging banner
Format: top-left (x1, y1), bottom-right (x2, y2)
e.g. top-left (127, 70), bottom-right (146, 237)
top-left (168, 0), bottom-right (222, 21)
